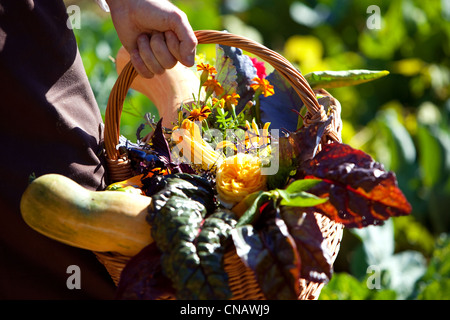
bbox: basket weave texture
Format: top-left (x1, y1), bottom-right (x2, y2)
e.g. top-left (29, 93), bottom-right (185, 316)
top-left (96, 30), bottom-right (344, 300)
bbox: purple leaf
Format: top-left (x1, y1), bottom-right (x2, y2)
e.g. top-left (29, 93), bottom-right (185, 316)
top-left (280, 208), bottom-right (333, 283)
top-left (115, 243), bottom-right (175, 300)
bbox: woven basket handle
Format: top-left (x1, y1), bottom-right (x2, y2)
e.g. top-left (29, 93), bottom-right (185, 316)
top-left (104, 29), bottom-right (323, 162)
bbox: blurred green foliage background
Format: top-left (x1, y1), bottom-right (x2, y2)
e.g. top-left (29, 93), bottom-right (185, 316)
top-left (68, 0), bottom-right (450, 299)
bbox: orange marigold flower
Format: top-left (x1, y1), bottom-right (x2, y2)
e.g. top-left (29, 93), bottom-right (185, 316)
top-left (197, 63), bottom-right (217, 75)
top-left (203, 78), bottom-right (224, 97)
top-left (250, 77), bottom-right (275, 97)
top-left (197, 63), bottom-right (217, 84)
top-left (223, 92), bottom-right (240, 107)
top-left (212, 97), bottom-right (225, 109)
top-left (187, 105), bottom-right (211, 122)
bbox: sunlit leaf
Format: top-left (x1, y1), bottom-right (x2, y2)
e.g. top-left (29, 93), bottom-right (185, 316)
top-left (215, 45), bottom-right (238, 96)
top-left (285, 177), bottom-right (323, 193)
top-left (379, 250), bottom-right (427, 299)
top-left (215, 44), bottom-right (257, 110)
top-left (236, 191), bottom-right (272, 227)
top-left (278, 189), bottom-right (327, 207)
top-left (298, 143), bottom-right (412, 228)
top-left (318, 272), bottom-right (397, 300)
top-left (304, 70), bottom-right (390, 89)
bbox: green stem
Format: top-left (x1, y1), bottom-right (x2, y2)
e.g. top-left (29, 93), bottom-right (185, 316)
top-left (254, 97), bottom-right (261, 126)
top-left (231, 105), bottom-right (237, 124)
top-left (252, 89), bottom-right (262, 126)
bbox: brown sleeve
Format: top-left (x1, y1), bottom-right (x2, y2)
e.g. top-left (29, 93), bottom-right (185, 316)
top-left (0, 0), bottom-right (116, 298)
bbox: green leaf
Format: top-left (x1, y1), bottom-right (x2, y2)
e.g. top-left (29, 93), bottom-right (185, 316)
top-left (417, 279), bottom-right (450, 300)
top-left (237, 179), bottom-right (328, 227)
top-left (417, 123), bottom-right (450, 187)
top-left (394, 216), bottom-right (435, 258)
top-left (318, 272), bottom-right (397, 300)
top-left (236, 191), bottom-right (272, 227)
top-left (416, 235), bottom-right (450, 300)
top-left (278, 179), bottom-right (328, 207)
top-left (278, 190), bottom-right (327, 207)
top-left (284, 178), bottom-right (323, 193)
top-left (304, 70), bottom-right (390, 89)
top-left (318, 273), bottom-right (371, 300)
top-left (374, 108), bottom-right (416, 173)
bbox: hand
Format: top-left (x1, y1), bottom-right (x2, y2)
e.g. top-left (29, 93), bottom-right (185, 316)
top-left (115, 47), bottom-right (199, 127)
top-left (106, 0), bottom-right (197, 78)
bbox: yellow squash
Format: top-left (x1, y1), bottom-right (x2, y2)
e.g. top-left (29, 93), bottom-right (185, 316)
top-left (20, 174), bottom-right (152, 256)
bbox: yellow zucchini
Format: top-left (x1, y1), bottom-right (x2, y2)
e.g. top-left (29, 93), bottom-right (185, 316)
top-left (20, 174), bottom-right (152, 256)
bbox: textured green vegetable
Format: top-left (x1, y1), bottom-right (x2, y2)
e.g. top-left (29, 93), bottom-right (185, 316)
top-left (147, 174), bottom-right (237, 299)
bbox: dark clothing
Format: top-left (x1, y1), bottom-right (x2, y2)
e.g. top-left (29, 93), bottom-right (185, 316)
top-left (0, 0), bottom-right (116, 298)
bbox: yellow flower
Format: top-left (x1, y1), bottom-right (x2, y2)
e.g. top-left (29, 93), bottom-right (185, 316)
top-left (171, 119), bottom-right (224, 170)
top-left (250, 77), bottom-right (275, 97)
top-left (197, 63), bottom-right (217, 75)
top-left (216, 153), bottom-right (267, 205)
top-left (245, 119), bottom-right (271, 149)
top-left (187, 105), bottom-right (211, 122)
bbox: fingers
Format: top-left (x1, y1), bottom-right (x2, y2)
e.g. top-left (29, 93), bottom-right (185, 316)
top-left (132, 32), bottom-right (178, 78)
top-left (167, 11), bottom-right (197, 67)
top-left (165, 30), bottom-right (196, 68)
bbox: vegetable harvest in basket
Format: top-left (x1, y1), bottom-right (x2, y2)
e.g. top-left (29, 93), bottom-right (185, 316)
top-left (20, 44), bottom-right (411, 300)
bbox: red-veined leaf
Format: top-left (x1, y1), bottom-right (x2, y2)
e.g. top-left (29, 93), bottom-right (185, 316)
top-left (298, 143), bottom-right (412, 228)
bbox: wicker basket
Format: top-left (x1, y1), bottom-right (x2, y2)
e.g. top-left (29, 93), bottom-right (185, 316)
top-left (96, 30), bottom-right (344, 300)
